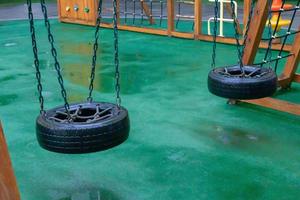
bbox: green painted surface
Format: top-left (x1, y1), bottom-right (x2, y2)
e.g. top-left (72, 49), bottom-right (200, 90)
top-left (0, 19), bottom-right (300, 200)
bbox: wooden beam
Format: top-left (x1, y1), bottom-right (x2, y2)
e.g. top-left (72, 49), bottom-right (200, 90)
top-left (57, 0), bottom-right (62, 22)
top-left (167, 0), bottom-right (175, 35)
top-left (100, 23), bottom-right (169, 36)
top-left (97, 22), bottom-right (291, 51)
top-left (194, 0), bottom-right (202, 36)
top-left (278, 75), bottom-right (293, 87)
top-left (196, 34), bottom-right (291, 51)
top-left (242, 98), bottom-right (300, 116)
top-left (0, 122), bottom-right (21, 200)
top-left (243, 0), bottom-right (251, 33)
top-left (280, 28), bottom-right (300, 87)
top-left (242, 0), bottom-right (269, 65)
top-left (171, 31), bottom-right (194, 39)
top-left (140, 0), bottom-right (155, 25)
top-left (294, 74), bottom-right (300, 83)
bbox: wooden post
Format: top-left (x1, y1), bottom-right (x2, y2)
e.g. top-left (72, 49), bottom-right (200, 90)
top-left (0, 123), bottom-right (21, 200)
top-left (242, 0), bottom-right (269, 65)
top-left (194, 0), bottom-right (202, 36)
top-left (241, 4), bottom-right (300, 116)
top-left (57, 0), bottom-right (62, 22)
top-left (243, 0), bottom-right (251, 33)
top-left (141, 0), bottom-right (155, 24)
top-left (167, 0), bottom-right (175, 35)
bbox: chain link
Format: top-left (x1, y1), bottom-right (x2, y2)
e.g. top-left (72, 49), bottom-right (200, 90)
top-left (88, 0), bottom-right (103, 102)
top-left (241, 0), bottom-right (255, 59)
top-left (267, 0), bottom-right (273, 68)
top-left (26, 0), bottom-right (45, 113)
top-left (212, 0), bottom-right (254, 71)
top-left (229, 0), bottom-right (244, 71)
top-left (113, 0), bottom-right (121, 107)
top-left (211, 0), bottom-right (219, 69)
top-left (40, 0), bottom-right (70, 115)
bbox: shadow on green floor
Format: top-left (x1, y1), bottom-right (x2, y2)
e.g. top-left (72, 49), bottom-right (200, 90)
top-left (0, 19), bottom-right (299, 200)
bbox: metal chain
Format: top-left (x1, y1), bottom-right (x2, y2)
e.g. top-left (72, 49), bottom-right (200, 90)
top-left (26, 0), bottom-right (45, 113)
top-left (212, 0), bottom-right (254, 70)
top-left (113, 0), bottom-right (121, 107)
top-left (241, 0), bottom-right (255, 59)
top-left (267, 0), bottom-right (273, 68)
top-left (40, 0), bottom-right (70, 115)
top-left (211, 0), bottom-right (219, 68)
top-left (230, 0), bottom-right (244, 71)
top-left (87, 0), bottom-right (103, 102)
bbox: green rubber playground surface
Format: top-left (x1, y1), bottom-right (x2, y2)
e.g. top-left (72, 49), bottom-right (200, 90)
top-left (0, 19), bottom-right (300, 200)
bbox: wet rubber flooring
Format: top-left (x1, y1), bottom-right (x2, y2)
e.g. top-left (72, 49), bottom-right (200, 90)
top-left (0, 19), bottom-right (300, 200)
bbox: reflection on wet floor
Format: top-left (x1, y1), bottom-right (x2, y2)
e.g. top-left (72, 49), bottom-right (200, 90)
top-left (0, 94), bottom-right (18, 106)
top-left (57, 188), bottom-right (120, 200)
top-left (0, 19), bottom-right (300, 200)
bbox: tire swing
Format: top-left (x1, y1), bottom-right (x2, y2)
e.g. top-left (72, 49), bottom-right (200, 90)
top-left (26, 0), bottom-right (129, 154)
top-left (207, 0), bottom-right (277, 100)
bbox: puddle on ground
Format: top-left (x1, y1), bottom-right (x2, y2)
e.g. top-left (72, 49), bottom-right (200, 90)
top-left (0, 94), bottom-right (18, 106)
top-left (3, 42), bottom-right (17, 47)
top-left (214, 125), bottom-right (264, 146)
top-left (55, 188), bottom-right (120, 200)
top-left (0, 75), bottom-right (16, 83)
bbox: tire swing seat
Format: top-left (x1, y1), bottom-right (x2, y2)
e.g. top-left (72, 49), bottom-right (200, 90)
top-left (27, 0), bottom-right (129, 154)
top-left (208, 0), bottom-right (277, 100)
top-left (36, 102), bottom-right (129, 154)
top-left (208, 65), bottom-right (277, 99)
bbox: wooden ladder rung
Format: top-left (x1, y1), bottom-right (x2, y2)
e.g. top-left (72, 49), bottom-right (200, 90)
top-left (177, 1), bottom-right (195, 5)
top-left (176, 14), bottom-right (195, 19)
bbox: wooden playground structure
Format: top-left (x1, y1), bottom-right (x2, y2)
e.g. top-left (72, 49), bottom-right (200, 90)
top-left (239, 0), bottom-right (300, 116)
top-left (0, 122), bottom-right (21, 200)
top-left (57, 0), bottom-right (300, 115)
top-left (57, 0), bottom-right (295, 51)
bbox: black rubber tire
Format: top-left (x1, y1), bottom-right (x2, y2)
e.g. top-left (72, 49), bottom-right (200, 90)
top-left (36, 102), bottom-right (130, 154)
top-left (208, 65), bottom-right (277, 100)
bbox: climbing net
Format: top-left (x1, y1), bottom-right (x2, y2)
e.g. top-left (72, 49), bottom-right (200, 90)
top-left (176, 0), bottom-right (195, 29)
top-left (255, 0), bottom-right (300, 73)
top-left (120, 0), bottom-right (167, 26)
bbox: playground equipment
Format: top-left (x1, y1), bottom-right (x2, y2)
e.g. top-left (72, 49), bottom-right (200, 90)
top-left (57, 0), bottom-right (293, 51)
top-left (47, 0), bottom-right (300, 116)
top-left (57, 0), bottom-right (98, 25)
top-left (208, 0), bottom-right (277, 100)
top-left (176, 0), bottom-right (195, 29)
top-left (27, 0), bottom-right (130, 154)
top-left (123, 0), bottom-right (164, 25)
top-left (268, 0), bottom-right (293, 43)
top-left (207, 0), bottom-right (242, 37)
top-left (240, 0), bottom-right (300, 115)
top-left (0, 122), bottom-right (21, 200)
top-left (207, 0), bottom-right (300, 115)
